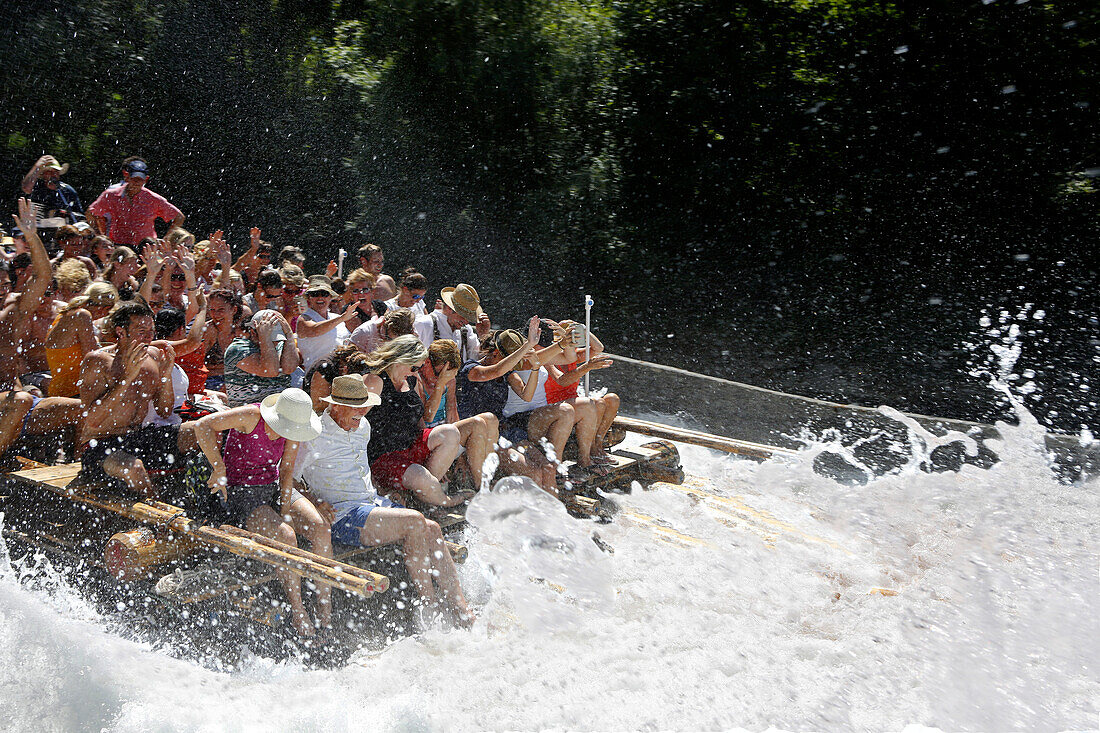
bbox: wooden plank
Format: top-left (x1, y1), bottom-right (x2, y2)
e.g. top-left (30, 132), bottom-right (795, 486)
top-left (3, 468), bottom-right (384, 597)
top-left (614, 416), bottom-right (797, 460)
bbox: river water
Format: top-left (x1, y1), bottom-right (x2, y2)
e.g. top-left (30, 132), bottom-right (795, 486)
top-left (1, 364), bottom-right (1096, 730)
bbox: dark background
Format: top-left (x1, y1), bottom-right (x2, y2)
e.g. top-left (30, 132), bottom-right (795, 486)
top-left (2, 0), bottom-right (1097, 432)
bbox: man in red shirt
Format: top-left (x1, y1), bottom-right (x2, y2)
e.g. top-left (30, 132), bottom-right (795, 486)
top-left (87, 157), bottom-right (185, 246)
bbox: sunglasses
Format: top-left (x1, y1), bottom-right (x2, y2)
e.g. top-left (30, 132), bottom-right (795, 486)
top-left (351, 287), bottom-right (372, 294)
top-left (170, 273), bottom-right (186, 281)
top-left (284, 286), bottom-right (302, 296)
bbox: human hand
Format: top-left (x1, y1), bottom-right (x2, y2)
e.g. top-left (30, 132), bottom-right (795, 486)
top-left (156, 342), bottom-right (176, 371)
top-left (326, 260), bottom-right (338, 278)
top-left (211, 230), bottom-right (231, 267)
top-left (249, 227), bottom-right (261, 251)
top-left (34, 155), bottom-right (57, 172)
top-left (526, 315), bottom-right (541, 345)
top-left (585, 354), bottom-right (613, 372)
top-left (436, 364), bottom-right (458, 387)
top-left (475, 312), bottom-right (492, 339)
top-left (208, 465), bottom-right (228, 502)
top-left (13, 197), bottom-right (36, 238)
top-left (542, 318), bottom-right (569, 341)
top-left (142, 243), bottom-right (164, 272)
top-left (179, 252), bottom-right (196, 273)
top-left (122, 341), bottom-right (147, 380)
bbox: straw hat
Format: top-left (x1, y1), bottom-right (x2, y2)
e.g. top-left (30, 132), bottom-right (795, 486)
top-left (259, 388), bottom-right (322, 441)
top-left (41, 156), bottom-right (70, 175)
top-left (321, 374), bottom-right (382, 408)
top-left (440, 283), bottom-right (484, 323)
top-left (494, 329), bottom-right (524, 357)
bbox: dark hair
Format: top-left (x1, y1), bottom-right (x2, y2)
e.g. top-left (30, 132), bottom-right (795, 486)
top-left (208, 288), bottom-right (244, 323)
top-left (154, 306), bottom-right (186, 340)
top-left (12, 253), bottom-right (31, 272)
top-left (399, 268), bottom-right (427, 291)
top-left (257, 270), bottom-right (283, 289)
top-left (357, 244), bottom-right (382, 259)
top-left (278, 245), bottom-right (305, 265)
top-left (330, 279), bottom-right (346, 295)
top-left (110, 300), bottom-right (153, 331)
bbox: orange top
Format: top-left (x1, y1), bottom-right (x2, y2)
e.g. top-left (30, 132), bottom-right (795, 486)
top-left (45, 315), bottom-right (85, 398)
top-left (544, 362), bottom-right (579, 404)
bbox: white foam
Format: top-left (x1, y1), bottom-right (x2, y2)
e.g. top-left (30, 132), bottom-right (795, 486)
top-left (1, 395), bottom-right (1096, 730)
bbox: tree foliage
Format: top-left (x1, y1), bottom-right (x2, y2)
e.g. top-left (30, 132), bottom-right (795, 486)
top-left (2, 0), bottom-right (1095, 281)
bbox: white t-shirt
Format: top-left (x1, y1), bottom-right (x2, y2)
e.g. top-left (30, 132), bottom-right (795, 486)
top-left (349, 316), bottom-right (384, 355)
top-left (384, 297), bottom-right (427, 317)
top-left (502, 367), bottom-right (550, 418)
top-left (142, 364), bottom-right (189, 427)
top-left (296, 307), bottom-right (339, 373)
top-left (294, 410), bottom-right (377, 522)
top-left (413, 310), bottom-right (481, 363)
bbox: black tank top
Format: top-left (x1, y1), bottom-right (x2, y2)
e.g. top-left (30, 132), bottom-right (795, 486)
top-left (367, 374), bottom-right (423, 464)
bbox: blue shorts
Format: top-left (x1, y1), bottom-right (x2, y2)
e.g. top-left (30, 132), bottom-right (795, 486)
top-left (500, 412), bottom-right (530, 445)
top-left (331, 497), bottom-right (402, 546)
top-left (19, 395), bottom-right (43, 439)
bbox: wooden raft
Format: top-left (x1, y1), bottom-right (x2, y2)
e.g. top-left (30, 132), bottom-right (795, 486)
top-left (5, 462), bottom-right (388, 597)
top-left (613, 416), bottom-right (798, 460)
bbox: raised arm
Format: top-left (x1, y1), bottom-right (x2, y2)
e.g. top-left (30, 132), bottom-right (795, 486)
top-left (277, 441), bottom-right (301, 515)
top-left (211, 230), bottom-right (232, 289)
top-left (138, 242), bottom-right (165, 304)
top-left (296, 302), bottom-right (358, 338)
top-left (468, 315), bottom-right (540, 382)
top-left (21, 156), bottom-right (52, 195)
top-left (232, 227), bottom-right (262, 273)
top-left (10, 198), bottom-right (53, 324)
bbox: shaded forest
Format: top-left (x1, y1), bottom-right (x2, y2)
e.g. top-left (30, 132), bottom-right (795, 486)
top-left (2, 0), bottom-right (1097, 427)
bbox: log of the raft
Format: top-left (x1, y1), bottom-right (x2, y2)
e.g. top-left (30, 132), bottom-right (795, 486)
top-left (4, 467), bottom-right (383, 597)
top-left (104, 527), bottom-right (198, 580)
top-left (218, 525), bottom-right (389, 592)
top-left (613, 416), bottom-right (796, 459)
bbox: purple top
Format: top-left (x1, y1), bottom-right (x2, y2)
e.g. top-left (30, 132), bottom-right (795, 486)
top-left (224, 406), bottom-right (286, 486)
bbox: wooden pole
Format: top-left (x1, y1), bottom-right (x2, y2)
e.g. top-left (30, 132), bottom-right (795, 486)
top-left (612, 416), bottom-right (797, 460)
top-left (5, 466), bottom-right (385, 597)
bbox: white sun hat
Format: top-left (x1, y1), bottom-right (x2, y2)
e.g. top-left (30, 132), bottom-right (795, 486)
top-left (259, 388), bottom-right (322, 442)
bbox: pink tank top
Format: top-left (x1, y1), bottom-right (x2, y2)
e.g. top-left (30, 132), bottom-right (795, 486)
top-left (224, 406), bottom-right (286, 486)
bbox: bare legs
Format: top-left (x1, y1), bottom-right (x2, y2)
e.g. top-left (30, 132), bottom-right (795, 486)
top-left (286, 496), bottom-right (333, 630)
top-left (454, 412), bottom-right (498, 486)
top-left (102, 451), bottom-right (158, 499)
top-left (401, 425), bottom-right (466, 507)
top-left (0, 391), bottom-right (33, 458)
top-left (21, 396), bottom-right (84, 436)
top-left (358, 507), bottom-right (474, 626)
top-left (247, 505), bottom-right (314, 637)
top-left (592, 392), bottom-right (620, 459)
top-left (525, 402), bottom-right (575, 464)
top-left (498, 442), bottom-right (559, 496)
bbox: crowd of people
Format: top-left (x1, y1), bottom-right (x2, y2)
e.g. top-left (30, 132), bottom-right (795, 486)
top-left (2, 154), bottom-right (619, 635)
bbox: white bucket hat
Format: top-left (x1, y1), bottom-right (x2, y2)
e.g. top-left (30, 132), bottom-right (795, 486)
top-left (259, 388), bottom-right (322, 442)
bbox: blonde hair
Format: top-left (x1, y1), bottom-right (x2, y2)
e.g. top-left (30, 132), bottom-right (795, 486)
top-left (102, 246), bottom-right (137, 283)
top-left (345, 268), bottom-right (375, 289)
top-left (192, 239), bottom-right (216, 265)
top-left (428, 339), bottom-right (460, 370)
top-left (164, 228), bottom-right (195, 249)
top-left (63, 282), bottom-right (119, 313)
top-left (55, 258), bottom-right (92, 295)
top-left (364, 334), bottom-right (428, 374)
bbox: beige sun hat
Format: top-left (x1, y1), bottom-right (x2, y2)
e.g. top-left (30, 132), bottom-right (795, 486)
top-left (41, 156), bottom-right (70, 175)
top-left (321, 374), bottom-right (382, 408)
top-left (440, 283), bottom-right (484, 323)
top-left (259, 388), bottom-right (322, 441)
